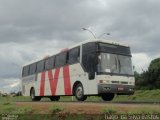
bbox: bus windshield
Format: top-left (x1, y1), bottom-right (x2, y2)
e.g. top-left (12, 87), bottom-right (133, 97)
top-left (97, 53), bottom-right (133, 75)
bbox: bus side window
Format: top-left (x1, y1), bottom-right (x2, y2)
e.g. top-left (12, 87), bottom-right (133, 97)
top-left (82, 42), bottom-right (97, 73)
top-left (45, 56), bottom-right (55, 70)
top-left (22, 66), bottom-right (29, 77)
top-left (29, 63), bottom-right (37, 75)
top-left (55, 52), bottom-right (67, 68)
top-left (68, 47), bottom-right (80, 64)
top-left (37, 60), bottom-right (45, 73)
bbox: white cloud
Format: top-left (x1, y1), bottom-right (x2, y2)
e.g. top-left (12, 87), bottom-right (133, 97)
top-left (0, 78), bottom-right (21, 93)
top-left (0, 0), bottom-right (160, 92)
top-left (9, 80), bottom-right (20, 88)
top-left (132, 53), bottom-right (152, 73)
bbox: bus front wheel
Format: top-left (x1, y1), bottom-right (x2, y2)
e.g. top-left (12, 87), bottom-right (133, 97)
top-left (74, 83), bottom-right (87, 101)
top-left (101, 93), bottom-right (114, 101)
top-left (30, 88), bottom-right (41, 101)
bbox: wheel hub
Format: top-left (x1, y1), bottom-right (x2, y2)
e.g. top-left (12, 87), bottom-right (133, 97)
top-left (76, 86), bottom-right (83, 98)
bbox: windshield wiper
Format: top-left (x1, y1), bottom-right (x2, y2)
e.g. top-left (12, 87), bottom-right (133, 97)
top-left (115, 58), bottom-right (117, 69)
top-left (118, 59), bottom-right (121, 73)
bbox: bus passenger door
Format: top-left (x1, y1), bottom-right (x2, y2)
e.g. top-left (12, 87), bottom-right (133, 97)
top-left (87, 54), bottom-right (98, 95)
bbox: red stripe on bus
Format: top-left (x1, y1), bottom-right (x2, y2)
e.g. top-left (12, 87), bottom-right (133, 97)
top-left (48, 68), bottom-right (60, 95)
top-left (63, 65), bottom-right (72, 95)
top-left (40, 71), bottom-right (46, 96)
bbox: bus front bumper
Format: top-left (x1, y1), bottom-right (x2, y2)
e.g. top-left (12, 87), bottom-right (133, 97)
top-left (98, 84), bottom-right (135, 95)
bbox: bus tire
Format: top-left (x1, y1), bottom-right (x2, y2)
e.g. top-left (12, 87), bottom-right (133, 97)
top-left (50, 96), bottom-right (60, 101)
top-left (30, 88), bottom-right (41, 101)
top-left (101, 93), bottom-right (114, 101)
top-left (75, 83), bottom-right (87, 101)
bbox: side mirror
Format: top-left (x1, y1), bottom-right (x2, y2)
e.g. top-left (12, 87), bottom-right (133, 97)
top-left (88, 72), bottom-right (95, 80)
top-left (133, 65), bottom-right (135, 71)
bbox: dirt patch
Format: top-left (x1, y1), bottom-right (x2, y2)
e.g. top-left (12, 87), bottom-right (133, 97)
top-left (16, 102), bottom-right (160, 114)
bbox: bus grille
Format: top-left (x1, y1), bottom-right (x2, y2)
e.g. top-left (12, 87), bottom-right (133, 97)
top-left (112, 81), bottom-right (119, 84)
top-left (111, 81), bottom-right (128, 84)
top-left (121, 81), bottom-right (128, 84)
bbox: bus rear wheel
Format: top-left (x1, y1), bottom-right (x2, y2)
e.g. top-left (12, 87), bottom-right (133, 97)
top-left (50, 96), bottom-right (60, 101)
top-left (74, 83), bottom-right (87, 101)
top-left (101, 93), bottom-right (114, 101)
top-left (30, 88), bottom-right (41, 101)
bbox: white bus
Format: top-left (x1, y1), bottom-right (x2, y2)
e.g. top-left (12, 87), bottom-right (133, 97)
top-left (22, 39), bottom-right (135, 101)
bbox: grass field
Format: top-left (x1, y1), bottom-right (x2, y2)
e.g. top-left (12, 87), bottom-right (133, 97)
top-left (114, 89), bottom-right (160, 102)
top-left (0, 89), bottom-right (160, 120)
top-left (0, 89), bottom-right (160, 102)
top-left (0, 102), bottom-right (160, 120)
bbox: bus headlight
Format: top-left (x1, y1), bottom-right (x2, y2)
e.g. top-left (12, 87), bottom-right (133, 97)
top-left (129, 82), bottom-right (135, 85)
top-left (99, 80), bottom-right (110, 84)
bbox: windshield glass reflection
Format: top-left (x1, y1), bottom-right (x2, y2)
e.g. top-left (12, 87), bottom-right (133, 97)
top-left (97, 53), bottom-right (133, 75)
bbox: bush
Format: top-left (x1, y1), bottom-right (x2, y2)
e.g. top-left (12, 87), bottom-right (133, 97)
top-left (135, 58), bottom-right (160, 90)
top-left (50, 105), bottom-right (63, 114)
top-left (102, 107), bottom-right (117, 114)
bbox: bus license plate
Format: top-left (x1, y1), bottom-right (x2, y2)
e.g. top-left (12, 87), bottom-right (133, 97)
top-left (118, 87), bottom-right (124, 91)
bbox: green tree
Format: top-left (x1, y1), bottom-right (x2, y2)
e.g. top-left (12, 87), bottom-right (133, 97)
top-left (147, 58), bottom-right (160, 89)
top-left (135, 58), bottom-right (160, 89)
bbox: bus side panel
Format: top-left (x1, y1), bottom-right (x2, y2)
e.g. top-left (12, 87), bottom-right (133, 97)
top-left (36, 71), bottom-right (52, 96)
top-left (44, 71), bottom-right (52, 96)
top-left (22, 75), bottom-right (36, 96)
top-left (55, 64), bottom-right (88, 96)
top-left (69, 64), bottom-right (88, 95)
top-left (56, 68), bottom-right (65, 95)
top-left (32, 63), bottom-right (95, 96)
top-left (35, 73), bottom-right (40, 96)
top-left (87, 76), bottom-right (98, 95)
top-left (69, 63), bottom-right (98, 95)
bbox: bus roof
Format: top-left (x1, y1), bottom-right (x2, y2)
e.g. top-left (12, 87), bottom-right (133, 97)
top-left (22, 39), bottom-right (129, 67)
top-left (69, 39), bottom-right (129, 49)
